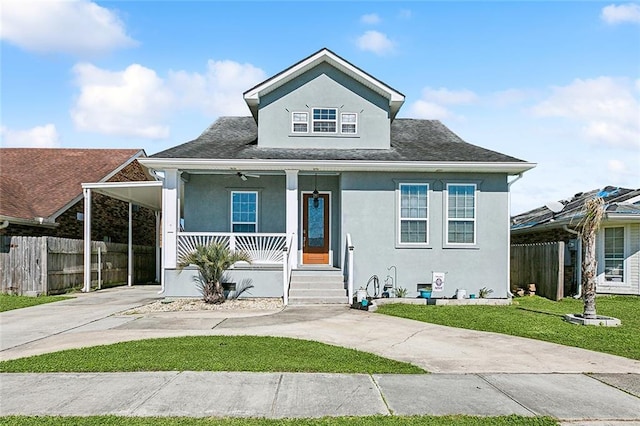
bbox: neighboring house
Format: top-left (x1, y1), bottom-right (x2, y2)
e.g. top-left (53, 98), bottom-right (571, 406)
top-left (140, 48), bottom-right (535, 303)
top-left (511, 186), bottom-right (640, 296)
top-left (0, 148), bottom-right (156, 245)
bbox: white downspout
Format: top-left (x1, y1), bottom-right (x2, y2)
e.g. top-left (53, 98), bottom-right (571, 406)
top-left (563, 225), bottom-right (582, 298)
top-left (506, 173), bottom-right (523, 298)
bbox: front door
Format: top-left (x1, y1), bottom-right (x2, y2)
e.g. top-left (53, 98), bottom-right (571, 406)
top-left (302, 193), bottom-right (330, 264)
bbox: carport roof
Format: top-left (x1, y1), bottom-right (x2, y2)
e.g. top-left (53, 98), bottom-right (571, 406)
top-left (81, 181), bottom-right (162, 211)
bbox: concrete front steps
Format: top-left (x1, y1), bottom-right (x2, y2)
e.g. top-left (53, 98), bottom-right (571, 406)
top-left (288, 268), bottom-right (348, 305)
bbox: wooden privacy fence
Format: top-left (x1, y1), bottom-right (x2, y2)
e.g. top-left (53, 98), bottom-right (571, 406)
top-left (0, 236), bottom-right (156, 295)
top-left (510, 242), bottom-right (565, 301)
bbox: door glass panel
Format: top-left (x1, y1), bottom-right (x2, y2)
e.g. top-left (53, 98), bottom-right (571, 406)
top-left (307, 197), bottom-right (325, 247)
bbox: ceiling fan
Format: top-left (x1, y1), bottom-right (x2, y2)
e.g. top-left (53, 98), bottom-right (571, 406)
top-left (237, 172), bottom-right (260, 181)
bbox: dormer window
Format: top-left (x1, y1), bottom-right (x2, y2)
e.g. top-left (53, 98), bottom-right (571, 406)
top-left (292, 112), bottom-right (308, 133)
top-left (312, 108), bottom-right (337, 133)
top-left (341, 113), bottom-right (357, 134)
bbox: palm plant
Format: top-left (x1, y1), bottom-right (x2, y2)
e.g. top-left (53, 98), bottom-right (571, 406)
top-left (579, 196), bottom-right (604, 319)
top-left (178, 242), bottom-right (251, 304)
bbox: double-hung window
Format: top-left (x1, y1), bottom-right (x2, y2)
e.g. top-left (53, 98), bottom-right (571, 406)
top-left (312, 108), bottom-right (337, 133)
top-left (341, 113), bottom-right (357, 134)
top-left (399, 184), bottom-right (429, 244)
top-left (292, 112), bottom-right (308, 133)
top-left (231, 191), bottom-right (257, 232)
top-left (604, 227), bottom-right (624, 282)
top-left (446, 184), bottom-right (476, 244)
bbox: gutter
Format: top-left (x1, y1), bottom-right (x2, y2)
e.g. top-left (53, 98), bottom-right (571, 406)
top-left (563, 225), bottom-right (583, 299)
top-left (139, 158), bottom-right (537, 175)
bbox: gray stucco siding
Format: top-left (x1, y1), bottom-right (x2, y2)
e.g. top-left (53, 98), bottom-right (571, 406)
top-left (340, 172), bottom-right (510, 298)
top-left (164, 267), bottom-right (283, 298)
top-left (184, 174), bottom-right (286, 233)
top-left (258, 63), bottom-right (391, 150)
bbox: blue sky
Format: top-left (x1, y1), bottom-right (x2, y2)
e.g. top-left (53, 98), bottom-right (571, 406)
top-left (1, 1), bottom-right (639, 214)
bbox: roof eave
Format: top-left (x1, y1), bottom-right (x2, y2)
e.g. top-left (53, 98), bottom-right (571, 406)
top-left (139, 158), bottom-right (536, 174)
top-left (243, 48), bottom-right (405, 119)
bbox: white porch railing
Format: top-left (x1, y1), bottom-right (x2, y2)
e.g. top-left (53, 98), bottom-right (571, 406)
top-left (177, 232), bottom-right (287, 264)
top-left (345, 233), bottom-right (354, 303)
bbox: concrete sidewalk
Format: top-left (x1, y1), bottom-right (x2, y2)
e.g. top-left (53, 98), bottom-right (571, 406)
top-left (1, 371), bottom-right (639, 421)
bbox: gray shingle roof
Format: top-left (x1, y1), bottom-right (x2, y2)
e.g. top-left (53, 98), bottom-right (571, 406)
top-left (153, 117), bottom-right (525, 163)
top-left (511, 186), bottom-right (640, 231)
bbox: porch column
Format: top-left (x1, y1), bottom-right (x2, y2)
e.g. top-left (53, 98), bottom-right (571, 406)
top-left (127, 202), bottom-right (133, 286)
top-left (285, 170), bottom-right (299, 266)
top-left (82, 188), bottom-right (92, 292)
top-left (163, 169), bottom-right (179, 269)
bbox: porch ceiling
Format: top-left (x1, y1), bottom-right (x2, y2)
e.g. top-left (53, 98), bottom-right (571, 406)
top-left (81, 181), bottom-right (162, 211)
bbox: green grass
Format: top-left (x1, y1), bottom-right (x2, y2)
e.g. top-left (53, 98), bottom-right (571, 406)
top-left (376, 296), bottom-right (640, 360)
top-left (0, 336), bottom-right (425, 374)
top-left (0, 294), bottom-right (72, 312)
top-left (0, 415), bottom-right (558, 425)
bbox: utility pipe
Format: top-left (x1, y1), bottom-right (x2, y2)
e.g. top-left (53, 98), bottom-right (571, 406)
top-left (506, 174), bottom-right (524, 297)
top-left (563, 225), bottom-right (582, 298)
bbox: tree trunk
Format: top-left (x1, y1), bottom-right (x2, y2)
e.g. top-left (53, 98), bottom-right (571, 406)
top-left (202, 280), bottom-right (225, 304)
top-left (582, 231), bottom-right (597, 319)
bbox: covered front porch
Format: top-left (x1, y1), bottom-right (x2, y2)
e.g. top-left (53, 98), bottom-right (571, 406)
top-left (158, 167), bottom-right (353, 304)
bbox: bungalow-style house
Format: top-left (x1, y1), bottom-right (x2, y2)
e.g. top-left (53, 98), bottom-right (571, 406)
top-left (139, 48), bottom-right (535, 304)
top-left (0, 148), bottom-right (156, 245)
top-left (511, 186), bottom-right (640, 296)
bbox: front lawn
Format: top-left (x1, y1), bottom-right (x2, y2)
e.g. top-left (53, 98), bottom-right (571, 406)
top-left (0, 336), bottom-right (425, 374)
top-left (376, 296), bottom-right (639, 360)
top-left (0, 415), bottom-right (558, 425)
top-left (0, 294), bottom-right (72, 312)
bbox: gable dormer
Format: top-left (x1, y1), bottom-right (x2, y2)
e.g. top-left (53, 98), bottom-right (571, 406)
top-left (243, 48), bottom-right (405, 150)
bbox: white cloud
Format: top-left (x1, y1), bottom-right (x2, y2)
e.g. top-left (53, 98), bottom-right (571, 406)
top-left (0, 0), bottom-right (136, 56)
top-left (71, 63), bottom-right (173, 139)
top-left (356, 30), bottom-right (394, 55)
top-left (0, 124), bottom-right (61, 148)
top-left (70, 59), bottom-right (266, 139)
top-left (601, 3), bottom-right (640, 24)
top-left (169, 60), bottom-right (266, 116)
top-left (361, 14), bottom-right (381, 25)
top-left (532, 77), bottom-right (640, 149)
top-left (407, 87), bottom-right (478, 120)
top-left (607, 159), bottom-right (627, 173)
top-left (420, 87), bottom-right (478, 105)
top-left (408, 100), bottom-right (453, 120)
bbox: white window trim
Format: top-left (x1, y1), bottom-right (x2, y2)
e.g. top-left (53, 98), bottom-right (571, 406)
top-left (445, 183), bottom-right (477, 246)
top-left (291, 111), bottom-right (308, 133)
top-left (312, 107), bottom-right (337, 134)
top-left (230, 190), bottom-right (258, 233)
top-left (397, 183), bottom-right (429, 246)
top-left (340, 112), bottom-right (358, 134)
top-left (598, 225), bottom-right (629, 286)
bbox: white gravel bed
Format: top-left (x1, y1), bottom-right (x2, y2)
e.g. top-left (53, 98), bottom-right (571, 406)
top-left (125, 298), bottom-right (284, 314)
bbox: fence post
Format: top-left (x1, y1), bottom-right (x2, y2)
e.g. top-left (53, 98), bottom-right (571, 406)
top-left (40, 237), bottom-right (48, 295)
top-left (557, 241), bottom-right (565, 300)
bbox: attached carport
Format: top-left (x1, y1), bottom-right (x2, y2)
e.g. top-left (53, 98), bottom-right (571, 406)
top-left (81, 181), bottom-right (163, 293)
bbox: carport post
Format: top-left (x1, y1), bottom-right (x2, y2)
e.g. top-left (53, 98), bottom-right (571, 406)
top-left (128, 202), bottom-right (133, 287)
top-left (83, 188), bottom-right (92, 292)
top-left (155, 211), bottom-right (161, 284)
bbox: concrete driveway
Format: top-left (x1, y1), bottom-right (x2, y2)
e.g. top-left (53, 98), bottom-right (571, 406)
top-left (2, 286), bottom-right (639, 374)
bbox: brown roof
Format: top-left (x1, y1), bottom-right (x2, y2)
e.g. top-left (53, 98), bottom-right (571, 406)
top-left (0, 148), bottom-right (143, 221)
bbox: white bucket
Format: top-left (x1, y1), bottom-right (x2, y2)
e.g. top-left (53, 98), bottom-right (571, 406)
top-left (356, 289), bottom-right (367, 302)
top-left (456, 289), bottom-right (466, 299)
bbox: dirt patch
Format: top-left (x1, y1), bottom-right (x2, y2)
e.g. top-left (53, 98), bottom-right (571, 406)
top-left (124, 298), bottom-right (284, 314)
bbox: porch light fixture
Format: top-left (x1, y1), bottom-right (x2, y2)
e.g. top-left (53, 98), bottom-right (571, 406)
top-left (312, 174), bottom-right (320, 208)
